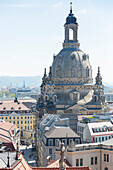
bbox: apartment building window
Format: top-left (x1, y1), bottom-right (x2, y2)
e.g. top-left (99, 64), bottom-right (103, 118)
top-left (104, 154), bottom-right (109, 162)
top-left (107, 154), bottom-right (109, 162)
top-left (9, 117), bottom-right (11, 119)
top-left (91, 157), bottom-right (93, 165)
top-left (102, 137), bottom-right (104, 141)
top-left (30, 121), bottom-right (32, 124)
top-left (80, 158), bottom-right (83, 166)
top-left (95, 157), bottom-right (97, 164)
top-left (49, 148), bottom-right (52, 155)
top-left (17, 117), bottom-right (19, 119)
top-left (105, 136), bottom-right (107, 140)
top-left (25, 117), bottom-right (26, 119)
top-left (28, 121), bottom-right (29, 124)
top-left (95, 137), bottom-right (97, 142)
top-left (55, 139), bottom-right (59, 146)
top-left (6, 117), bottom-right (7, 119)
top-left (25, 121), bottom-right (26, 124)
top-left (13, 117), bottom-right (15, 119)
top-left (21, 117), bottom-right (23, 119)
top-left (75, 139), bottom-right (80, 144)
top-left (13, 121), bottom-right (15, 124)
top-left (76, 159), bottom-right (79, 166)
top-left (30, 126), bottom-right (32, 129)
top-left (69, 139), bottom-right (73, 144)
top-left (21, 121), bottom-right (23, 124)
top-left (28, 126), bottom-right (29, 130)
top-left (48, 139), bottom-right (53, 146)
top-left (17, 121), bottom-right (19, 124)
top-left (25, 126), bottom-right (26, 129)
top-left (28, 117), bottom-right (29, 119)
top-left (104, 154), bottom-right (106, 161)
top-left (62, 139), bottom-right (66, 145)
top-left (31, 134), bottom-right (33, 137)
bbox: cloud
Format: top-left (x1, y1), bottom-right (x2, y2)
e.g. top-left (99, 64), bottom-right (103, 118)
top-left (78, 9), bottom-right (91, 14)
top-left (52, 2), bottom-right (62, 8)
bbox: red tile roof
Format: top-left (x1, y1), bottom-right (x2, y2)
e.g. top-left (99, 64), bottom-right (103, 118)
top-left (32, 167), bottom-right (91, 170)
top-left (0, 101), bottom-right (30, 111)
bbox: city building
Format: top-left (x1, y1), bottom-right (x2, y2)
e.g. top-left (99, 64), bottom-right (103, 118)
top-left (38, 114), bottom-right (69, 136)
top-left (37, 114), bottom-right (81, 166)
top-left (56, 139), bottom-right (113, 170)
top-left (0, 120), bottom-right (20, 150)
top-left (0, 145), bottom-right (90, 170)
top-left (42, 126), bottom-right (81, 165)
top-left (83, 121), bottom-right (113, 143)
top-left (77, 115), bottom-right (113, 141)
top-left (0, 112), bottom-right (35, 144)
top-left (0, 98), bottom-right (36, 144)
top-left (37, 3), bottom-right (109, 122)
top-left (0, 97), bottom-right (31, 114)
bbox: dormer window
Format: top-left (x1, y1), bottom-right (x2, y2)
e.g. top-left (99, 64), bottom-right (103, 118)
top-left (48, 139), bottom-right (53, 146)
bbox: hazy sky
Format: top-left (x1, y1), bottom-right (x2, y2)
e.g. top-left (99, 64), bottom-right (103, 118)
top-left (0, 0), bottom-right (113, 84)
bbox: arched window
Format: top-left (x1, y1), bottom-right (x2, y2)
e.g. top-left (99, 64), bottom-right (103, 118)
top-left (86, 67), bottom-right (89, 77)
top-left (45, 96), bottom-right (48, 102)
top-left (69, 28), bottom-right (73, 40)
top-left (72, 67), bottom-right (76, 77)
top-left (56, 66), bottom-right (61, 77)
top-left (93, 95), bottom-right (98, 102)
top-left (105, 168), bottom-right (108, 170)
top-left (54, 96), bottom-right (57, 103)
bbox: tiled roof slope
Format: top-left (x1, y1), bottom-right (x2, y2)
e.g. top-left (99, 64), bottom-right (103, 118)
top-left (0, 101), bottom-right (30, 111)
top-left (45, 126), bottom-right (79, 138)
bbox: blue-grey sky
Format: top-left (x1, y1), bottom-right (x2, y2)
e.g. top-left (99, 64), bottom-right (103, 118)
top-left (0, 0), bottom-right (113, 84)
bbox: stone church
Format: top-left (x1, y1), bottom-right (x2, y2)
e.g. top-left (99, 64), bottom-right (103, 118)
top-left (37, 3), bottom-right (109, 132)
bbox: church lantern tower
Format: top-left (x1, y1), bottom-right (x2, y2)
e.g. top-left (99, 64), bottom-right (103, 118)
top-left (63, 2), bottom-right (80, 49)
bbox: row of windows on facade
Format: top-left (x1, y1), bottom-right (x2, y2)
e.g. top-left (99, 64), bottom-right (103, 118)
top-left (20, 126), bottom-right (33, 130)
top-left (48, 138), bottom-right (80, 146)
top-left (77, 132), bottom-right (83, 139)
top-left (106, 95), bottom-right (113, 101)
top-left (78, 126), bottom-right (84, 132)
top-left (56, 67), bottom-right (90, 78)
top-left (40, 95), bottom-right (57, 103)
top-left (76, 154), bottom-right (109, 167)
top-left (10, 120), bottom-right (33, 124)
top-left (94, 135), bottom-right (112, 143)
top-left (3, 107), bottom-right (22, 110)
top-left (92, 126), bottom-right (113, 133)
top-left (0, 116), bottom-right (33, 120)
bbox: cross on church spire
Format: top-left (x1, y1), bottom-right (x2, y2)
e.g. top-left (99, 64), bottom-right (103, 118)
top-left (70, 2), bottom-right (72, 14)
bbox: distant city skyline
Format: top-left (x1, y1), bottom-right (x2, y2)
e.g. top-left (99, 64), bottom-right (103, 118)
top-left (0, 0), bottom-right (113, 84)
